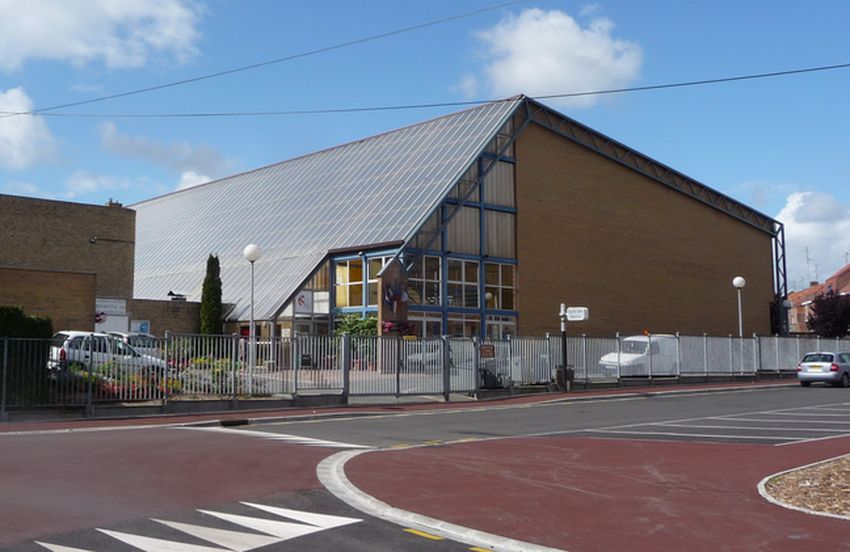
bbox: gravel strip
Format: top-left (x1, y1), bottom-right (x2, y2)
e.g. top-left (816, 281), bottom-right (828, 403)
top-left (766, 456), bottom-right (850, 517)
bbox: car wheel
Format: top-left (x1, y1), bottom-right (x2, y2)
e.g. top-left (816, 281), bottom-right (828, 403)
top-left (800, 381), bottom-right (811, 387)
top-left (841, 373), bottom-right (850, 388)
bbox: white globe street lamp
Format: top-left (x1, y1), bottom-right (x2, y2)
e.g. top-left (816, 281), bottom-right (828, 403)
top-left (243, 244), bottom-right (262, 374)
top-left (732, 276), bottom-right (746, 337)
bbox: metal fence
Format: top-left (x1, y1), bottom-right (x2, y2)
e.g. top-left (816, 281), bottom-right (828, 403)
top-left (2, 333), bottom-right (849, 412)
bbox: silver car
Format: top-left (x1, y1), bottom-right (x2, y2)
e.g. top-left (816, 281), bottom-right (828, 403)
top-left (797, 352), bottom-right (850, 387)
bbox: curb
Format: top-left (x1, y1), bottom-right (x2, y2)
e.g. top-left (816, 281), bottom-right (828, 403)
top-left (757, 453), bottom-right (850, 522)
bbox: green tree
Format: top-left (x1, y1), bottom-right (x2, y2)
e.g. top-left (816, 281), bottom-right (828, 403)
top-left (199, 254), bottom-right (223, 335)
top-left (806, 289), bottom-right (850, 338)
top-left (0, 305), bottom-right (52, 337)
top-left (333, 314), bottom-right (378, 336)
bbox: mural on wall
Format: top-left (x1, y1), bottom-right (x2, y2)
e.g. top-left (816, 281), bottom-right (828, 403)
top-left (377, 258), bottom-right (411, 335)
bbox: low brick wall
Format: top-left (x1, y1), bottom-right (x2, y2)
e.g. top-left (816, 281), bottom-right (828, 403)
top-left (130, 299), bottom-right (200, 335)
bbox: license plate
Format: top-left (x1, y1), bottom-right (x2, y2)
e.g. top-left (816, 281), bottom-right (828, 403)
top-left (809, 365), bottom-right (823, 372)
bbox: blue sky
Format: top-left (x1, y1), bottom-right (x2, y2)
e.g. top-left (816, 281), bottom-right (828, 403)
top-left (1, 0), bottom-right (849, 290)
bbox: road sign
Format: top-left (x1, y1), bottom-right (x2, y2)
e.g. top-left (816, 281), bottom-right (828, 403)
top-left (566, 307), bottom-right (589, 321)
top-left (480, 344), bottom-right (495, 359)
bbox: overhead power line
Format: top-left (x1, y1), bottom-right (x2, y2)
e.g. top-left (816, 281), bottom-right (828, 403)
top-left (4, 61), bottom-right (850, 119)
top-left (0, 0), bottom-right (523, 120)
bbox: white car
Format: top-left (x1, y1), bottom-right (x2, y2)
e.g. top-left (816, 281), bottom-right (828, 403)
top-left (50, 331), bottom-right (166, 373)
top-left (598, 335), bottom-right (679, 377)
top-left (108, 331), bottom-right (163, 359)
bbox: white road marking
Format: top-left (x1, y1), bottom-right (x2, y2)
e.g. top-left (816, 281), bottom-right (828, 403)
top-left (36, 504), bottom-right (362, 551)
top-left (587, 429), bottom-right (797, 441)
top-left (240, 502), bottom-right (361, 529)
top-left (197, 510), bottom-right (327, 540)
top-left (755, 412), bottom-right (850, 417)
top-left (152, 519), bottom-right (280, 551)
top-left (35, 543), bottom-right (94, 552)
top-left (183, 426), bottom-right (372, 448)
top-left (776, 433), bottom-right (850, 446)
top-left (656, 423), bottom-right (850, 433)
top-left (97, 529), bottom-right (228, 552)
top-left (707, 417), bottom-right (850, 424)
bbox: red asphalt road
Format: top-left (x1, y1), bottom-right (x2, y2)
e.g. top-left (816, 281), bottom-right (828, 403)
top-left (347, 435), bottom-right (850, 551)
top-left (0, 428), bottom-right (330, 547)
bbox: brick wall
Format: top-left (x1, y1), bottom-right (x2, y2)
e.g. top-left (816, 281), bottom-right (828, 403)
top-left (0, 267), bottom-right (96, 331)
top-left (0, 194), bottom-right (135, 299)
top-left (515, 123), bottom-right (774, 337)
top-left (129, 299), bottom-right (200, 335)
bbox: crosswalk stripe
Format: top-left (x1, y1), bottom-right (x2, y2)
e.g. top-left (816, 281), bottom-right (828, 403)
top-left (152, 518), bottom-right (280, 551)
top-left (97, 529), bottom-right (228, 552)
top-left (34, 542), bottom-right (94, 552)
top-left (197, 510), bottom-right (327, 540)
top-left (241, 502), bottom-right (361, 529)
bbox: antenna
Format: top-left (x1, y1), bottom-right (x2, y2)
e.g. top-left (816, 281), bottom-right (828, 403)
top-left (805, 246), bottom-right (813, 282)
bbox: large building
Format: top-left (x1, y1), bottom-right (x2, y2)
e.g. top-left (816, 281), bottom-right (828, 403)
top-left (132, 96), bottom-right (787, 339)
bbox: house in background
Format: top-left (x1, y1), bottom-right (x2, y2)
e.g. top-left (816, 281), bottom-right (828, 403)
top-left (131, 95), bottom-right (787, 339)
top-left (787, 263), bottom-right (850, 333)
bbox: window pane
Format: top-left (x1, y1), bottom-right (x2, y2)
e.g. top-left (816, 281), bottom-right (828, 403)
top-left (335, 286), bottom-right (348, 308)
top-left (349, 260), bottom-right (363, 282)
top-left (447, 259), bottom-right (463, 282)
top-left (350, 284), bottom-right (363, 307)
top-left (408, 283), bottom-right (423, 305)
top-left (368, 258), bottom-right (383, 279)
top-left (447, 319), bottom-right (464, 337)
top-left (446, 206), bottom-right (479, 255)
top-left (502, 265), bottom-right (515, 286)
top-left (424, 282), bottom-right (440, 305)
top-left (464, 318), bottom-right (481, 338)
top-left (425, 320), bottom-right (442, 337)
top-left (464, 260), bottom-right (479, 283)
top-left (368, 283), bottom-right (378, 306)
top-left (485, 263), bottom-right (499, 285)
top-left (447, 284), bottom-right (463, 307)
top-left (424, 256), bottom-right (440, 280)
top-left (485, 286), bottom-right (498, 308)
top-left (502, 288), bottom-right (515, 310)
top-left (483, 161), bottom-right (515, 207)
top-left (464, 285), bottom-right (479, 308)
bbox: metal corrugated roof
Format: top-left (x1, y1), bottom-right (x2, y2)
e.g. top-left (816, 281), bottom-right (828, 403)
top-left (132, 97), bottom-right (522, 321)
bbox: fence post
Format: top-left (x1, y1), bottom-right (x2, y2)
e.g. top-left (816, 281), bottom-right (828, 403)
top-left (473, 336), bottom-right (481, 399)
top-left (582, 334), bottom-right (589, 389)
top-left (647, 334), bottom-right (653, 380)
top-left (727, 335), bottom-right (732, 375)
top-left (775, 336), bottom-right (780, 374)
top-left (395, 336), bottom-right (402, 399)
top-left (545, 332), bottom-right (552, 384)
top-left (507, 334), bottom-right (514, 385)
top-left (293, 334), bottom-right (300, 400)
top-left (85, 337), bottom-right (94, 418)
top-left (341, 333), bottom-right (351, 404)
top-left (230, 334), bottom-right (238, 403)
top-left (675, 332), bottom-right (681, 378)
top-left (616, 332), bottom-right (622, 384)
top-left (753, 333), bottom-right (759, 376)
top-left (162, 331), bottom-right (170, 409)
top-left (703, 333), bottom-right (708, 377)
top-left (1, 337), bottom-right (8, 422)
top-left (796, 335), bottom-right (800, 365)
top-left (442, 335), bottom-right (450, 401)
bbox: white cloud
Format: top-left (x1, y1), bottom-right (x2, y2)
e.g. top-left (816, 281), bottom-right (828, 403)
top-left (579, 4), bottom-right (601, 17)
top-left (0, 87), bottom-right (55, 169)
top-left (776, 191), bottom-right (850, 290)
top-left (177, 170), bottom-right (210, 190)
top-left (466, 8), bottom-right (642, 107)
top-left (63, 171), bottom-right (130, 199)
top-left (0, 0), bottom-right (202, 71)
top-left (100, 121), bottom-right (234, 179)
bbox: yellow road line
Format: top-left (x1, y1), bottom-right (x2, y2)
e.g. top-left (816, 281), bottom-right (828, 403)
top-left (469, 547), bottom-right (493, 551)
top-left (403, 528), bottom-right (444, 540)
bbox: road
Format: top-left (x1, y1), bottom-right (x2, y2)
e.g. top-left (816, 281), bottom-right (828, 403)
top-left (2, 383), bottom-right (849, 551)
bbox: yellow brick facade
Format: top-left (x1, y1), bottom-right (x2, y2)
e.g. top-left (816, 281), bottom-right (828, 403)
top-left (515, 123), bottom-right (774, 337)
top-left (0, 267), bottom-right (96, 331)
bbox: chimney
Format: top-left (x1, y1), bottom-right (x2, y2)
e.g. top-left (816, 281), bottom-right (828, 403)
top-left (106, 198), bottom-right (123, 208)
top-left (809, 281), bottom-right (818, 287)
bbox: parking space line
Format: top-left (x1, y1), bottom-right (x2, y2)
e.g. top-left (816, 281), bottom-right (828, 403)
top-left (709, 417), bottom-right (850, 424)
top-left (756, 412), bottom-right (850, 417)
top-left (776, 433), bottom-right (850, 446)
top-left (655, 423), bottom-right (850, 433)
top-left (586, 429), bottom-right (798, 441)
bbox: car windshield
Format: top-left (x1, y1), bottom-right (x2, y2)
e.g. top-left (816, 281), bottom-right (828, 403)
top-left (111, 338), bottom-right (139, 357)
top-left (622, 340), bottom-right (647, 354)
top-left (802, 353), bottom-right (833, 363)
top-left (129, 335), bottom-right (156, 348)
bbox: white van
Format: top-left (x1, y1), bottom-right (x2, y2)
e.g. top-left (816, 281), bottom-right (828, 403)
top-left (598, 335), bottom-right (679, 377)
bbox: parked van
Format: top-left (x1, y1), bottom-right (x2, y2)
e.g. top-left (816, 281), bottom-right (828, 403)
top-left (598, 335), bottom-right (679, 377)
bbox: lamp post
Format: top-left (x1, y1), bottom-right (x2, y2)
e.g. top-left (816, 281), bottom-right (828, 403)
top-left (732, 276), bottom-right (746, 337)
top-left (243, 244), bottom-right (262, 375)
top-left (559, 303), bottom-right (569, 392)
